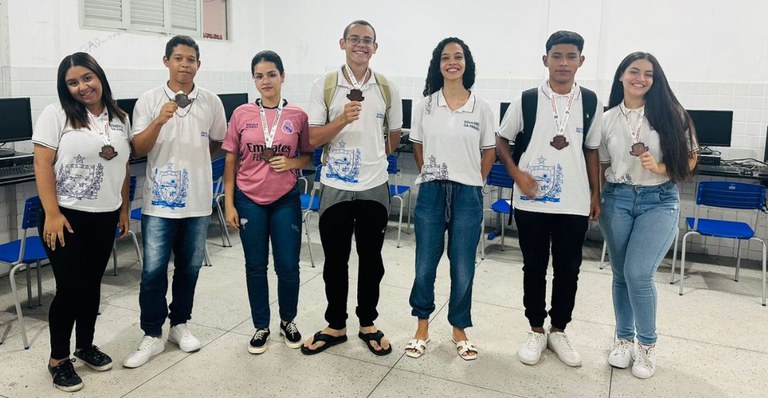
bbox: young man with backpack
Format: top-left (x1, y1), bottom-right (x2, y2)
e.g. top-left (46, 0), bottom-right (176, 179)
top-left (301, 20), bottom-right (402, 356)
top-left (496, 30), bottom-right (602, 368)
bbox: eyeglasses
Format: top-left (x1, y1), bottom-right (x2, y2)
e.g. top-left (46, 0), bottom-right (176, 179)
top-left (345, 36), bottom-right (374, 46)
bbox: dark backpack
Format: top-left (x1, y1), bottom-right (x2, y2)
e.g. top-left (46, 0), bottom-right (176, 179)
top-left (511, 87), bottom-right (598, 164)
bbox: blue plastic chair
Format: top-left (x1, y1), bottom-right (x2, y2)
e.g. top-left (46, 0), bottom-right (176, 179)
top-left (211, 156), bottom-right (231, 248)
top-left (672, 181), bottom-right (767, 305)
top-left (387, 154), bottom-right (412, 248)
top-left (300, 164), bottom-right (322, 268)
top-left (111, 175), bottom-right (143, 275)
top-left (0, 196), bottom-right (47, 349)
top-left (480, 163), bottom-right (515, 259)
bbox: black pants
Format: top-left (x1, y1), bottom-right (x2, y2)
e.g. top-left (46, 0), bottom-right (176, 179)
top-left (514, 209), bottom-right (588, 331)
top-left (319, 200), bottom-right (387, 330)
top-left (39, 207), bottom-right (119, 359)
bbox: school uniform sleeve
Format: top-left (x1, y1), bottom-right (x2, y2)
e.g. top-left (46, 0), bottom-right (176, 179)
top-left (598, 123), bottom-right (611, 164)
top-left (386, 81), bottom-right (403, 131)
top-left (408, 96), bottom-right (427, 145)
top-left (307, 77), bottom-right (328, 127)
top-left (221, 106), bottom-right (242, 154)
top-left (297, 109), bottom-right (314, 154)
top-left (209, 94), bottom-right (227, 142)
top-left (31, 104), bottom-right (65, 150)
top-left (498, 96), bottom-right (523, 142)
top-left (479, 100), bottom-right (496, 149)
top-left (131, 91), bottom-right (155, 139)
top-left (584, 98), bottom-right (603, 149)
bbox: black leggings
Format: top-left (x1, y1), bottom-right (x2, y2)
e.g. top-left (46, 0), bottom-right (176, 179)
top-left (319, 200), bottom-right (388, 330)
top-left (39, 207), bottom-right (119, 359)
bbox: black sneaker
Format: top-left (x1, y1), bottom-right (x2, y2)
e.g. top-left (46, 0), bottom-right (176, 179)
top-left (280, 320), bottom-right (302, 349)
top-left (248, 328), bottom-right (270, 354)
top-left (48, 358), bottom-right (83, 392)
top-left (74, 345), bottom-right (113, 371)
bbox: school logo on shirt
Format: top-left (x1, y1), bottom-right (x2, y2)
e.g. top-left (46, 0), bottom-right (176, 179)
top-left (281, 120), bottom-right (295, 135)
top-left (420, 155), bottom-right (449, 182)
top-left (463, 120), bottom-right (480, 132)
top-left (151, 162), bottom-right (189, 209)
top-left (520, 156), bottom-right (563, 203)
top-left (325, 140), bottom-right (360, 183)
top-left (57, 154), bottom-right (104, 200)
top-left (201, 131), bottom-right (209, 138)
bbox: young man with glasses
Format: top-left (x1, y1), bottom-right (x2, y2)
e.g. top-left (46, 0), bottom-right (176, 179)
top-left (301, 20), bottom-right (402, 356)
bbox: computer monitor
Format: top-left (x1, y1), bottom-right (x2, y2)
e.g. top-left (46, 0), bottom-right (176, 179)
top-left (688, 110), bottom-right (733, 147)
top-left (500, 102), bottom-right (511, 124)
top-left (401, 98), bottom-right (412, 130)
top-left (116, 98), bottom-right (138, 125)
top-left (218, 93), bottom-right (249, 122)
top-left (0, 97), bottom-right (33, 157)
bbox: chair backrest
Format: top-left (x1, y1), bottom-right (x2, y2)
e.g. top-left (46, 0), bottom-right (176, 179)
top-left (129, 175), bottom-right (137, 202)
top-left (211, 157), bottom-right (225, 195)
top-left (696, 181), bottom-right (765, 210)
top-left (487, 163), bottom-right (514, 189)
top-left (387, 154), bottom-right (398, 176)
top-left (312, 147), bottom-right (323, 168)
top-left (20, 196), bottom-right (41, 230)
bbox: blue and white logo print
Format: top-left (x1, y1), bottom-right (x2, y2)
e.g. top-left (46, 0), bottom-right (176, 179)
top-left (325, 140), bottom-right (360, 183)
top-left (521, 156), bottom-right (563, 203)
top-left (151, 162), bottom-right (189, 209)
top-left (57, 154), bottom-right (104, 200)
top-left (420, 155), bottom-right (449, 182)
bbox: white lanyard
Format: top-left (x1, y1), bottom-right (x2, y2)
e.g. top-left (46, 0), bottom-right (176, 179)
top-left (548, 82), bottom-right (577, 137)
top-left (621, 104), bottom-right (645, 144)
top-left (258, 99), bottom-right (284, 148)
top-left (88, 113), bottom-right (112, 147)
top-left (344, 64), bottom-right (369, 89)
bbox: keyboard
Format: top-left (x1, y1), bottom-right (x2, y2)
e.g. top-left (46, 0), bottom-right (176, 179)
top-left (0, 163), bottom-right (34, 178)
top-left (696, 164), bottom-right (742, 174)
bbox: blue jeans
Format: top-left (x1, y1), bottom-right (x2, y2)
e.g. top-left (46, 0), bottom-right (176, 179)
top-left (409, 181), bottom-right (483, 329)
top-left (235, 186), bottom-right (301, 329)
top-left (600, 181), bottom-right (679, 345)
top-left (139, 215), bottom-right (210, 336)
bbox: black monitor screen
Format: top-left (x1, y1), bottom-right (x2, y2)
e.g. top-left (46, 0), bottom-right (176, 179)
top-left (116, 98), bottom-right (137, 125)
top-left (688, 110), bottom-right (733, 147)
top-left (218, 93), bottom-right (249, 122)
top-left (0, 97), bottom-right (33, 143)
top-left (500, 102), bottom-right (511, 124)
top-left (401, 99), bottom-right (412, 130)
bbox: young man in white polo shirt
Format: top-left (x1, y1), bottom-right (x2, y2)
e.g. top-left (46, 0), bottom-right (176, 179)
top-left (301, 20), bottom-right (402, 356)
top-left (497, 30), bottom-right (602, 368)
top-left (123, 35), bottom-right (227, 368)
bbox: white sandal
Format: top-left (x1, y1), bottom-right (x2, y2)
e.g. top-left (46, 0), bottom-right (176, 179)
top-left (451, 339), bottom-right (478, 361)
top-left (404, 338), bottom-right (430, 359)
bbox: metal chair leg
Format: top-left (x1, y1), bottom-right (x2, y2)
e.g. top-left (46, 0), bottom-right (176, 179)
top-left (10, 263), bottom-right (30, 349)
top-left (112, 241), bottom-right (119, 276)
top-left (735, 240), bottom-right (742, 282)
top-left (304, 211), bottom-right (315, 268)
top-left (600, 241), bottom-right (608, 270)
top-left (36, 260), bottom-right (42, 306)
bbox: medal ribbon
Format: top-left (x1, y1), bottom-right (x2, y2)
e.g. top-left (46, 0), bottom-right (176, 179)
top-left (548, 82), bottom-right (577, 138)
top-left (621, 104), bottom-right (645, 144)
top-left (258, 98), bottom-right (284, 149)
top-left (88, 113), bottom-right (112, 147)
top-left (344, 64), bottom-right (369, 90)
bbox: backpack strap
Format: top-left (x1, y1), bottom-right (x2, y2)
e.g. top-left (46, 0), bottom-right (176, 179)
top-left (373, 71), bottom-right (391, 141)
top-left (580, 87), bottom-right (597, 139)
top-left (511, 88), bottom-right (539, 165)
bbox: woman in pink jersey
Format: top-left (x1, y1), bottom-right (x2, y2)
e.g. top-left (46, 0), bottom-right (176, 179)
top-left (222, 50), bottom-right (314, 355)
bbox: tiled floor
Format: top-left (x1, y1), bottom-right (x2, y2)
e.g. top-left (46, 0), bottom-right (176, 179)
top-left (1, 218), bottom-right (767, 398)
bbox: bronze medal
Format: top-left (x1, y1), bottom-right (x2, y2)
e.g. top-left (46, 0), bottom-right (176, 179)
top-left (347, 89), bottom-right (365, 102)
top-left (262, 148), bottom-right (275, 161)
top-left (550, 135), bottom-right (569, 150)
top-left (630, 142), bottom-right (649, 156)
top-left (174, 92), bottom-right (192, 108)
top-left (99, 145), bottom-right (118, 160)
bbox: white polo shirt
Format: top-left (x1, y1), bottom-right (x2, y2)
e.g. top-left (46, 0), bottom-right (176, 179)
top-left (33, 103), bottom-right (131, 212)
top-left (308, 67), bottom-right (402, 191)
top-left (132, 84), bottom-right (227, 218)
top-left (498, 82), bottom-right (603, 216)
top-left (410, 90), bottom-right (496, 187)
top-left (600, 104), bottom-right (697, 186)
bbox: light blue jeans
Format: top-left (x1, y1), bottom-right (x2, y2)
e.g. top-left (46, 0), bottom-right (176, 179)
top-left (139, 215), bottom-right (210, 336)
top-left (409, 181), bottom-right (483, 329)
top-left (600, 181), bottom-right (679, 345)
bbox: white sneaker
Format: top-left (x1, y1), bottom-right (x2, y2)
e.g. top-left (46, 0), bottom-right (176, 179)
top-left (608, 339), bottom-right (635, 369)
top-left (547, 330), bottom-right (582, 367)
top-left (632, 343), bottom-right (657, 379)
top-left (123, 335), bottom-right (164, 368)
top-left (518, 331), bottom-right (547, 365)
top-left (168, 324), bottom-right (202, 353)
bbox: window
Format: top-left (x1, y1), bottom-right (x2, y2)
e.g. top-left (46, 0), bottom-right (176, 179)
top-left (82, 0), bottom-right (228, 40)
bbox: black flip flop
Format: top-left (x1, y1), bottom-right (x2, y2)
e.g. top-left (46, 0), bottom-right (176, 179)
top-left (358, 330), bottom-right (392, 356)
top-left (300, 331), bottom-right (348, 355)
